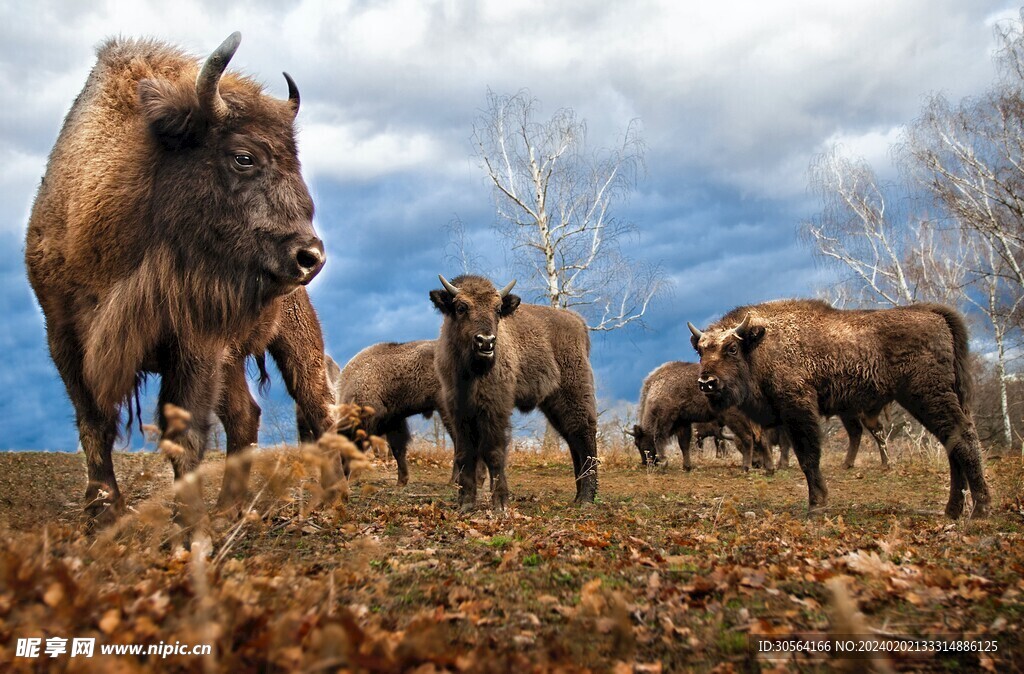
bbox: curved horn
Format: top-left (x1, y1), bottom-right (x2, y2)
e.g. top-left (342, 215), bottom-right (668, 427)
top-left (438, 274), bottom-right (460, 296)
top-left (196, 31), bottom-right (241, 120)
top-left (623, 426), bottom-right (636, 437)
top-left (283, 71), bottom-right (300, 117)
top-left (498, 279), bottom-right (517, 298)
top-left (733, 313), bottom-right (752, 337)
top-left (687, 322), bottom-right (703, 340)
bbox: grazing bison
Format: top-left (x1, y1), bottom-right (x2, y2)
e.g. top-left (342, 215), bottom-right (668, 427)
top-left (25, 33), bottom-right (332, 531)
top-left (688, 300), bottom-right (991, 517)
top-left (758, 425), bottom-right (792, 469)
top-left (322, 345), bottom-right (487, 487)
top-left (628, 361), bottom-right (771, 471)
top-left (839, 407), bottom-right (891, 469)
top-left (330, 340), bottom-right (445, 486)
top-left (693, 421), bottom-right (728, 458)
top-left (431, 275), bottom-right (599, 510)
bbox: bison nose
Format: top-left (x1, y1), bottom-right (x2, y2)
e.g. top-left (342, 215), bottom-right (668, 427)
top-left (698, 376), bottom-right (719, 394)
top-left (475, 334), bottom-right (496, 351)
top-left (293, 238), bottom-right (325, 284)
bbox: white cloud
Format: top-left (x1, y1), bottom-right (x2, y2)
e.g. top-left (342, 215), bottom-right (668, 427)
top-left (300, 120), bottom-right (444, 181)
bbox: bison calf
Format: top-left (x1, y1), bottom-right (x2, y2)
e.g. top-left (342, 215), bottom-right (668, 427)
top-left (431, 275), bottom-right (599, 510)
top-left (689, 300), bottom-right (991, 518)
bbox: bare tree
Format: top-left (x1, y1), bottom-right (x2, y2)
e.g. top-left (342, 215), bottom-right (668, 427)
top-left (804, 11), bottom-right (1024, 449)
top-left (803, 148), bottom-right (918, 307)
top-left (473, 89), bottom-right (666, 331)
top-left (444, 216), bottom-right (486, 275)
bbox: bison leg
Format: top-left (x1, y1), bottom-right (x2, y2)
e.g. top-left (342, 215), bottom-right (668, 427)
top-left (268, 291), bottom-right (334, 444)
top-left (899, 393), bottom-right (991, 518)
top-left (385, 419), bottom-right (412, 487)
top-left (755, 435), bottom-right (775, 475)
top-left (733, 424), bottom-right (755, 471)
top-left (450, 420), bottom-right (483, 511)
top-left (715, 433), bottom-right (726, 459)
top-left (862, 414), bottom-right (891, 468)
top-left (676, 425), bottom-right (693, 472)
top-left (49, 325), bottom-right (123, 526)
top-left (214, 356), bottom-right (260, 515)
top-left (541, 398), bottom-right (598, 504)
top-left (157, 347), bottom-right (224, 545)
top-left (784, 410), bottom-right (829, 513)
top-left (841, 415), bottom-right (863, 469)
top-left (777, 428), bottom-right (792, 469)
top-left (267, 293), bottom-right (339, 497)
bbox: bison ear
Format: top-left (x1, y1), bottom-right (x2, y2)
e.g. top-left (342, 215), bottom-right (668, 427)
top-left (500, 293), bottom-right (521, 317)
top-left (737, 323), bottom-right (766, 350)
top-left (429, 288), bottom-right (454, 315)
top-left (138, 79), bottom-right (207, 150)
top-left (690, 334), bottom-right (700, 352)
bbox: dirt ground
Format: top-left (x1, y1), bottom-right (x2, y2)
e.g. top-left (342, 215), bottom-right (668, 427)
top-left (0, 435), bottom-right (1022, 672)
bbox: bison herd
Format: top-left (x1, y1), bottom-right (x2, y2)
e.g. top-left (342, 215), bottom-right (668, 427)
top-left (24, 34), bottom-right (992, 542)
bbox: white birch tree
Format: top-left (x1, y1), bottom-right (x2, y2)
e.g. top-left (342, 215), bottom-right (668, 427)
top-left (473, 90), bottom-right (666, 331)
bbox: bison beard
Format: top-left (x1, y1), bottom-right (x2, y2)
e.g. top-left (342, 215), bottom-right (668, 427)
top-left (24, 33), bottom-right (333, 537)
top-left (689, 300), bottom-right (992, 518)
top-left (431, 275), bottom-right (599, 510)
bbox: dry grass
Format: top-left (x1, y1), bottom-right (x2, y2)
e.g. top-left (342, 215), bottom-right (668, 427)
top-left (1, 433), bottom-right (1023, 672)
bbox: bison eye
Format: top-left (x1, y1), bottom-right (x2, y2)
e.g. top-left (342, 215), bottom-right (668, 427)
top-left (456, 304), bottom-right (468, 316)
top-left (233, 153), bottom-right (255, 169)
top-left (727, 343), bottom-right (739, 355)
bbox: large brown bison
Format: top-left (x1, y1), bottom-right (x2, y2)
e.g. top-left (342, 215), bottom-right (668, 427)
top-left (24, 33), bottom-right (333, 531)
top-left (688, 299), bottom-right (991, 517)
top-left (430, 275), bottom-right (599, 510)
top-left (627, 361), bottom-right (771, 471)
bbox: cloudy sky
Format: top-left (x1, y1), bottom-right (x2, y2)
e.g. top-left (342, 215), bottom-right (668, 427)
top-left (0, 0), bottom-right (1017, 449)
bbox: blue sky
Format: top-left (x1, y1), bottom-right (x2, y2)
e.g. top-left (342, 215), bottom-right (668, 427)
top-left (0, 0), bottom-right (1017, 449)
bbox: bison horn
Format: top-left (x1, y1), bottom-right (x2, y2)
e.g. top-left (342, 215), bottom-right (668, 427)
top-left (499, 279), bottom-right (517, 298)
top-left (283, 71), bottom-right (300, 117)
top-left (196, 31), bottom-right (241, 120)
top-left (623, 426), bottom-right (636, 437)
top-left (438, 274), bottom-right (460, 296)
top-left (687, 322), bottom-right (703, 340)
top-left (733, 313), bottom-right (752, 338)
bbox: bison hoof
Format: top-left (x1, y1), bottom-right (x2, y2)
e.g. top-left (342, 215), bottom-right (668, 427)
top-left (83, 493), bottom-right (124, 531)
top-left (683, 465), bottom-right (693, 473)
top-left (970, 500), bottom-right (991, 518)
top-left (843, 462), bottom-right (855, 470)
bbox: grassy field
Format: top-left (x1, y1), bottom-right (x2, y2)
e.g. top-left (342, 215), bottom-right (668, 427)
top-left (1, 434), bottom-right (1022, 672)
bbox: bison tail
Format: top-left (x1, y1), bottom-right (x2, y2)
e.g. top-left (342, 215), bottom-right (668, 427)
top-left (929, 305), bottom-right (974, 413)
top-left (255, 353), bottom-right (272, 396)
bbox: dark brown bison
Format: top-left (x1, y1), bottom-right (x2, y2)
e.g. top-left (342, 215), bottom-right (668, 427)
top-left (25, 33), bottom-right (333, 532)
top-left (627, 361), bottom-right (771, 471)
top-left (430, 275), bottom-right (598, 510)
top-left (688, 299), bottom-right (991, 518)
